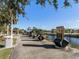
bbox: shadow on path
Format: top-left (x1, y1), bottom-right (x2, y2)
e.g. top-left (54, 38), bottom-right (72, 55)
top-left (22, 44), bottom-right (58, 49)
top-left (22, 39), bottom-right (40, 41)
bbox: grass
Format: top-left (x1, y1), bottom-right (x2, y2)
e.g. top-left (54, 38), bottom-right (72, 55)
top-left (13, 38), bottom-right (17, 45)
top-left (0, 48), bottom-right (11, 59)
top-left (71, 44), bottom-right (79, 49)
top-left (0, 37), bottom-right (16, 59)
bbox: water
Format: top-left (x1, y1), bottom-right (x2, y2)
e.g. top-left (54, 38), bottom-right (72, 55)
top-left (48, 35), bottom-right (79, 45)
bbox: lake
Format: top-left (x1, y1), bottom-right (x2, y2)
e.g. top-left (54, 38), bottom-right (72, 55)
top-left (48, 35), bottom-right (79, 45)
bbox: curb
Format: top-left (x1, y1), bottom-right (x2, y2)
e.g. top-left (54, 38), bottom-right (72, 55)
top-left (8, 47), bottom-right (14, 59)
top-left (8, 38), bottom-right (21, 59)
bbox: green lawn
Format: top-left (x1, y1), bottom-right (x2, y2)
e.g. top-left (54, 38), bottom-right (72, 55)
top-left (0, 48), bottom-right (11, 59)
top-left (71, 44), bottom-right (79, 49)
top-left (0, 36), bottom-right (16, 59)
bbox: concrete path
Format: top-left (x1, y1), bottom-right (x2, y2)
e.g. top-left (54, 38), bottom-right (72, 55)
top-left (10, 36), bottom-right (79, 59)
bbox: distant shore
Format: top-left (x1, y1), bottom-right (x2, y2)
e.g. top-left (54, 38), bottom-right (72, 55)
top-left (46, 33), bottom-right (79, 38)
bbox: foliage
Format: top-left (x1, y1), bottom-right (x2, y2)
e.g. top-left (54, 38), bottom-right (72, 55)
top-left (0, 0), bottom-right (29, 25)
top-left (36, 0), bottom-right (79, 9)
top-left (0, 0), bottom-right (79, 25)
top-left (32, 27), bottom-right (43, 35)
top-left (13, 27), bottom-right (27, 34)
top-left (13, 38), bottom-right (17, 45)
top-left (51, 29), bottom-right (56, 33)
top-left (31, 27), bottom-right (50, 35)
top-left (0, 25), bottom-right (5, 32)
top-left (0, 0), bottom-right (79, 34)
top-left (0, 0), bottom-right (29, 35)
top-left (0, 36), bottom-right (4, 45)
top-left (19, 29), bottom-right (27, 34)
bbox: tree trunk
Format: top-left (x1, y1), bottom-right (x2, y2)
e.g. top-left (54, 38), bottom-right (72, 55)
top-left (8, 9), bottom-right (14, 47)
top-left (7, 25), bottom-right (9, 35)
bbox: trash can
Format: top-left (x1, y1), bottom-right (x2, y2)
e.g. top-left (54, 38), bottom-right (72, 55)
top-left (4, 36), bottom-right (13, 48)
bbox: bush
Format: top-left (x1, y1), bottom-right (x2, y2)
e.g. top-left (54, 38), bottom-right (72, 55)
top-left (0, 36), bottom-right (4, 41)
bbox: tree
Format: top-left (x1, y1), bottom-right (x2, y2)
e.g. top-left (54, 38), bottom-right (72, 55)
top-left (0, 0), bottom-right (29, 36)
top-left (0, 0), bottom-right (79, 30)
top-left (0, 0), bottom-right (79, 47)
top-left (32, 27), bottom-right (45, 35)
top-left (51, 29), bottom-right (56, 33)
top-left (0, 0), bottom-right (29, 47)
top-left (0, 7), bottom-right (18, 35)
top-left (0, 0), bottom-right (78, 35)
top-left (36, 0), bottom-right (79, 9)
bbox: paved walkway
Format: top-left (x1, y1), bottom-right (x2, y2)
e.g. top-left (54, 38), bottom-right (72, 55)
top-left (10, 36), bottom-right (79, 59)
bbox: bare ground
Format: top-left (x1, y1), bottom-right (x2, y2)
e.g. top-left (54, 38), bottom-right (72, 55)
top-left (10, 36), bottom-right (79, 59)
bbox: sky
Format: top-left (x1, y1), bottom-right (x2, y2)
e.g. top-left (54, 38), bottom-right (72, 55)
top-left (14, 0), bottom-right (79, 30)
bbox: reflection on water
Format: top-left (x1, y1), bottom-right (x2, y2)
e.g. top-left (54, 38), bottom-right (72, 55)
top-left (48, 35), bottom-right (56, 41)
top-left (69, 37), bottom-right (79, 45)
top-left (48, 35), bottom-right (79, 45)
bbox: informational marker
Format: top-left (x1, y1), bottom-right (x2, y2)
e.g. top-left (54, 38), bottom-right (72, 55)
top-left (54, 26), bottom-right (69, 48)
top-left (4, 36), bottom-right (13, 48)
top-left (56, 26), bottom-right (64, 40)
